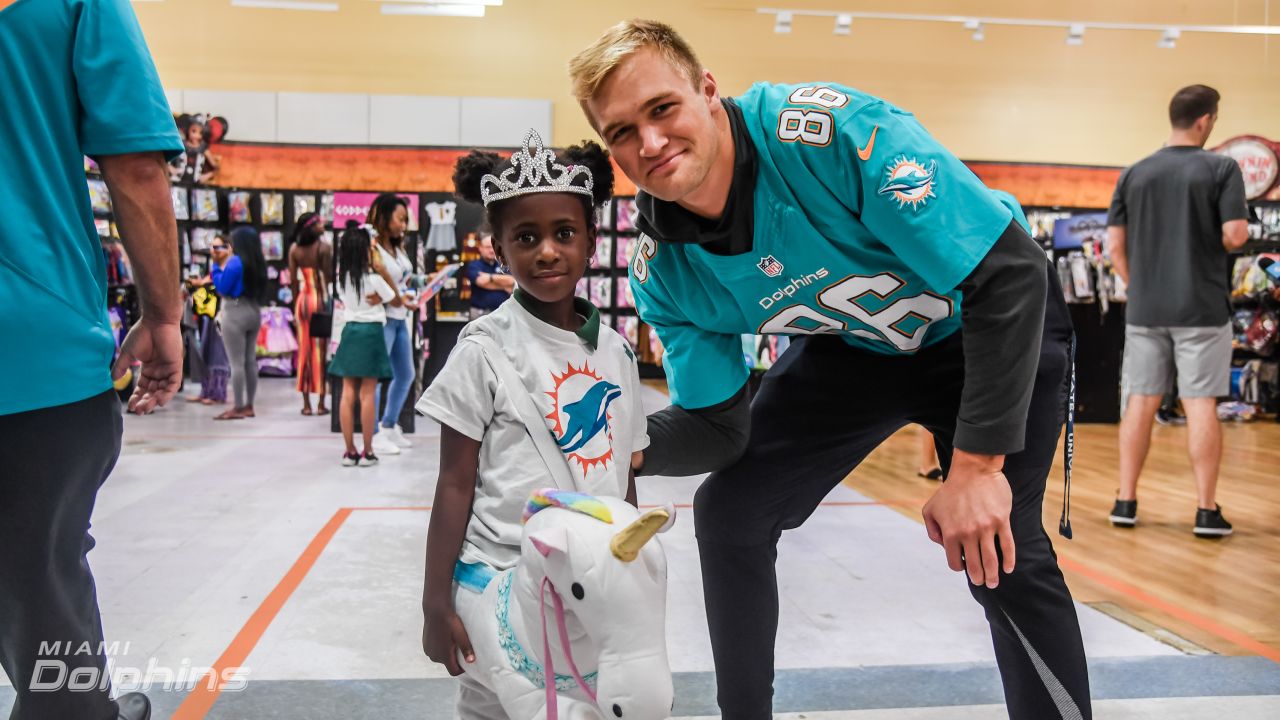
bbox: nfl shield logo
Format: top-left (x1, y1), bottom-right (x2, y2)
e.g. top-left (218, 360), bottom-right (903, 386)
top-left (757, 255), bottom-right (784, 278)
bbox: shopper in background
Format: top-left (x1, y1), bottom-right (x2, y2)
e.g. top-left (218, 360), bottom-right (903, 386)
top-left (368, 194), bottom-right (416, 455)
top-left (331, 222), bottom-right (396, 466)
top-left (465, 232), bottom-right (515, 319)
top-left (186, 243), bottom-right (232, 407)
top-left (289, 212), bottom-right (333, 416)
top-left (0, 1), bottom-right (183, 718)
top-left (571, 20), bottom-right (1089, 719)
top-left (211, 226), bottom-right (269, 421)
top-left (1106, 84), bottom-right (1250, 537)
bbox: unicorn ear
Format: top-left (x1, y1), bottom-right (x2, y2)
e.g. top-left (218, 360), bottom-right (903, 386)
top-left (529, 526), bottom-right (570, 559)
top-left (658, 503), bottom-right (677, 533)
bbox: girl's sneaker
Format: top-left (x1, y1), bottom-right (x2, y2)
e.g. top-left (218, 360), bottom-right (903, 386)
top-left (359, 451), bottom-right (380, 467)
top-left (388, 424), bottom-right (413, 449)
top-left (341, 452), bottom-right (360, 467)
top-left (371, 431), bottom-right (401, 456)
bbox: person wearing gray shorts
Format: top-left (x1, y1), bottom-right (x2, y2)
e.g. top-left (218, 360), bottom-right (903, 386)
top-left (1106, 84), bottom-right (1250, 537)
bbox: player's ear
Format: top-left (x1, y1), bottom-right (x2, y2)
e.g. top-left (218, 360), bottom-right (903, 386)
top-left (700, 69), bottom-right (721, 107)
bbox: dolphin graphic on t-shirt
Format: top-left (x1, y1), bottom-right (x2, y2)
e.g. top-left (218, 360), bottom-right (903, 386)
top-left (557, 381), bottom-right (623, 453)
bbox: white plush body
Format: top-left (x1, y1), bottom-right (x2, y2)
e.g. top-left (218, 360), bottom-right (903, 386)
top-left (455, 495), bottom-right (675, 720)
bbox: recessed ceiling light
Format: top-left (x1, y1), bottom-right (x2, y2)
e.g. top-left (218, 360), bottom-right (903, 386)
top-left (774, 11), bottom-right (793, 34)
top-left (381, 3), bottom-right (485, 17)
top-left (231, 0), bottom-right (339, 10)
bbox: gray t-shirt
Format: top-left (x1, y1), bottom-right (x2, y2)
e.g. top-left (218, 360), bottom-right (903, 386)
top-left (1107, 146), bottom-right (1248, 327)
top-left (416, 298), bottom-right (649, 571)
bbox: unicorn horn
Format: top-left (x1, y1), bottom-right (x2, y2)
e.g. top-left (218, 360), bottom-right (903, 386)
top-left (610, 507), bottom-right (671, 562)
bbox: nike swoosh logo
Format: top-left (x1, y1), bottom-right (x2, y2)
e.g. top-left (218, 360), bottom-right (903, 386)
top-left (856, 125), bottom-right (879, 161)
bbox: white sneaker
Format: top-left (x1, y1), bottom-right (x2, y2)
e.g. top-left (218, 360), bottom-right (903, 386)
top-left (371, 431), bottom-right (401, 456)
top-left (388, 424), bottom-right (413, 449)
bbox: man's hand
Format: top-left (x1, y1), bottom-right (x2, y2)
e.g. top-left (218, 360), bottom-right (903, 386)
top-left (422, 605), bottom-right (475, 676)
top-left (112, 319), bottom-right (183, 415)
top-left (921, 449), bottom-right (1015, 589)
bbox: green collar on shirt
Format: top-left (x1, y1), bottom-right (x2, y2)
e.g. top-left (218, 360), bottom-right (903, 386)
top-left (513, 289), bottom-right (600, 350)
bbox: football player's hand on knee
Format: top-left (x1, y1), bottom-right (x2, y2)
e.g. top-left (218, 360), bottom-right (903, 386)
top-left (922, 450), bottom-right (1015, 589)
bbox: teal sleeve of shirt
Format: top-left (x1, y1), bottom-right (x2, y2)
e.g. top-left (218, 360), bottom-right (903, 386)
top-left (808, 91), bottom-right (1012, 293)
top-left (74, 0), bottom-right (182, 160)
top-left (629, 253), bottom-right (748, 410)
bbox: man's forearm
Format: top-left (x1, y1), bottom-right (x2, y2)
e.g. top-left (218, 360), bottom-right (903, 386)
top-left (640, 384), bottom-right (750, 477)
top-left (99, 152), bottom-right (181, 324)
top-left (954, 221), bottom-right (1048, 456)
top-left (1106, 226), bottom-right (1129, 284)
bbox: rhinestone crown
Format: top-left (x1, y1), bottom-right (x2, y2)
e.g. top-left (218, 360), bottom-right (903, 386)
top-left (480, 129), bottom-right (594, 207)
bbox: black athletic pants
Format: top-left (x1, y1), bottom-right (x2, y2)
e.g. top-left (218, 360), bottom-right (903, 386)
top-left (0, 390), bottom-right (123, 720)
top-left (694, 281), bottom-right (1091, 719)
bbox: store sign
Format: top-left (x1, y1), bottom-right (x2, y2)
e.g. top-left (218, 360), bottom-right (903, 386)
top-left (1215, 136), bottom-right (1279, 201)
top-left (331, 192), bottom-right (420, 230)
top-left (1052, 212), bottom-right (1108, 250)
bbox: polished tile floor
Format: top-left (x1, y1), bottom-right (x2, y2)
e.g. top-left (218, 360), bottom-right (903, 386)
top-left (2, 378), bottom-right (1277, 718)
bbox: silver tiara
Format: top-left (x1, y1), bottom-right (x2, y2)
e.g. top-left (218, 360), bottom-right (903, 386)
top-left (480, 129), bottom-right (593, 207)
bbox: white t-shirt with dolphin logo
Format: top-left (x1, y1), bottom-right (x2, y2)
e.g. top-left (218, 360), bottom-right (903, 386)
top-left (416, 296), bottom-right (649, 571)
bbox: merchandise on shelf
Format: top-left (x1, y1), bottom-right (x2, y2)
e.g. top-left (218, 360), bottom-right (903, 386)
top-left (594, 235), bottom-right (613, 269)
top-left (260, 230), bottom-right (284, 261)
top-left (614, 277), bottom-right (635, 308)
top-left (87, 179), bottom-right (112, 215)
top-left (189, 227), bottom-right (217, 252)
top-left (616, 236), bottom-right (636, 270)
top-left (614, 198), bottom-right (637, 232)
top-left (192, 188), bottom-right (219, 221)
top-left (171, 186), bottom-right (190, 220)
top-left (228, 191), bottom-right (252, 223)
top-left (424, 200), bottom-right (457, 251)
top-left (598, 200), bottom-right (613, 230)
top-left (261, 192), bottom-right (285, 225)
top-left (320, 193), bottom-right (335, 224)
top-left (256, 306), bottom-right (299, 376)
top-left (294, 194), bottom-right (316, 218)
top-left (590, 277), bottom-right (612, 307)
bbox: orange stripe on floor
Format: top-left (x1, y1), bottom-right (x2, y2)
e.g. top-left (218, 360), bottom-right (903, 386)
top-left (172, 508), bottom-right (353, 719)
top-left (184, 498), bottom-right (1280, 718)
top-left (1056, 554), bottom-right (1280, 664)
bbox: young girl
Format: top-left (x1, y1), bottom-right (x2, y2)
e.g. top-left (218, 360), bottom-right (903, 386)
top-left (329, 222), bottom-right (398, 467)
top-left (417, 131), bottom-right (648, 714)
top-left (367, 193), bottom-right (416, 456)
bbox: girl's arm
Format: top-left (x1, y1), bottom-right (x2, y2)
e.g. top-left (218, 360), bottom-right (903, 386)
top-left (371, 251), bottom-right (404, 306)
top-left (421, 425), bottom-right (480, 675)
top-left (626, 453), bottom-right (640, 508)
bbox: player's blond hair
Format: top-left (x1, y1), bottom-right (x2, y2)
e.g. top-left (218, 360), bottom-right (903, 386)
top-left (568, 19), bottom-right (703, 104)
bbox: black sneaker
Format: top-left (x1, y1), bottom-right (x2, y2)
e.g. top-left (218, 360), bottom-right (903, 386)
top-left (1194, 505), bottom-right (1233, 537)
top-left (341, 451), bottom-right (360, 467)
top-left (1155, 408), bottom-right (1186, 426)
top-left (117, 692), bottom-right (151, 720)
top-left (1109, 499), bottom-right (1138, 527)
top-left (359, 451), bottom-right (379, 467)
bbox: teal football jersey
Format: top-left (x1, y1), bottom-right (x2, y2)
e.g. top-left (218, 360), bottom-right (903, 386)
top-left (630, 82), bottom-right (1026, 410)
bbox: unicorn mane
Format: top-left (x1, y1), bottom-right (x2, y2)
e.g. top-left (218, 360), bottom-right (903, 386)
top-left (522, 489), bottom-right (614, 525)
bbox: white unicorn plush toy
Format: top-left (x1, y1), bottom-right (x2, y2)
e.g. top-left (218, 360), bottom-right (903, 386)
top-left (453, 488), bottom-right (676, 720)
